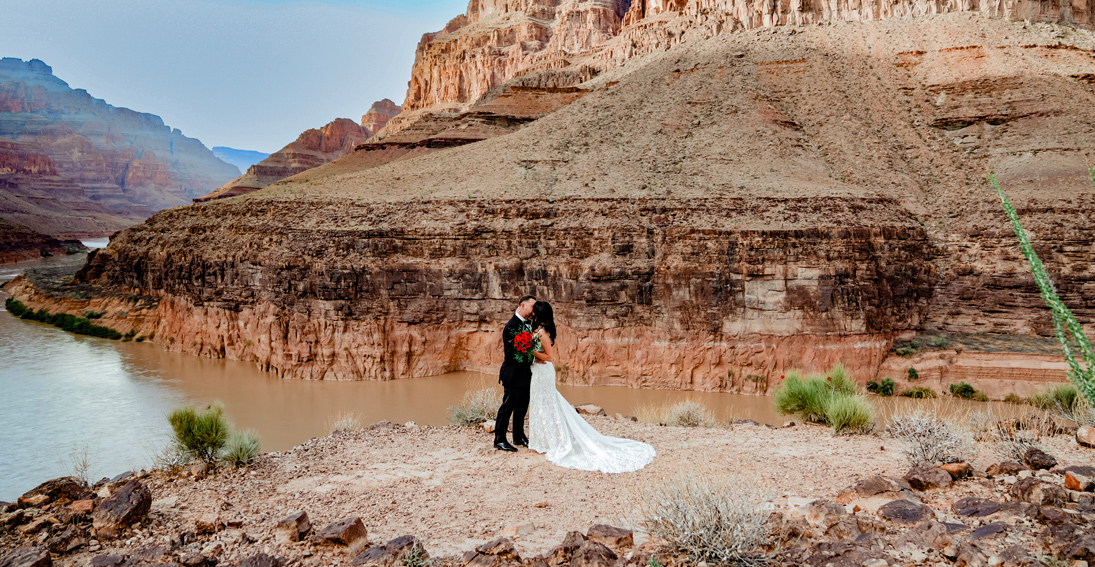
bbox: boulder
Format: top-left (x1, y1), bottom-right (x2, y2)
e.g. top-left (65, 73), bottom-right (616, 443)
top-left (194, 513), bottom-right (223, 535)
top-left (569, 542), bottom-right (616, 567)
top-left (46, 525), bottom-right (85, 555)
top-left (275, 511), bottom-right (311, 543)
top-left (904, 463), bottom-right (953, 491)
top-left (878, 499), bottom-right (932, 523)
top-left (1011, 477), bottom-right (1069, 506)
top-left (1078, 426), bottom-right (1095, 448)
top-left (544, 531), bottom-right (586, 566)
top-left (351, 536), bottom-right (428, 567)
top-left (19, 477), bottom-right (90, 506)
top-left (90, 556), bottom-right (124, 567)
top-left (941, 462), bottom-right (972, 479)
top-left (1038, 507), bottom-right (1077, 525)
top-left (573, 404), bottom-right (606, 417)
top-left (969, 522), bottom-right (1007, 541)
top-left (16, 495), bottom-right (49, 509)
top-left (895, 519), bottom-right (951, 551)
top-left (0, 547), bottom-right (51, 567)
top-left (953, 497), bottom-right (1003, 517)
top-left (92, 480), bottom-right (151, 537)
top-left (586, 525), bottom-right (632, 548)
top-left (475, 538), bottom-right (519, 562)
top-left (1065, 472), bottom-right (1094, 492)
top-left (315, 517), bottom-right (367, 546)
top-left (127, 544), bottom-right (166, 564)
top-left (68, 500), bottom-right (95, 516)
top-left (1023, 448), bottom-right (1057, 470)
top-left (238, 554), bottom-right (282, 567)
top-left (997, 545), bottom-right (1033, 567)
top-left (986, 462), bottom-right (1029, 477)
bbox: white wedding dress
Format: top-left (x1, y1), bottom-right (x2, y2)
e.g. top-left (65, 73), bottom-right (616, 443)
top-left (527, 358), bottom-right (656, 473)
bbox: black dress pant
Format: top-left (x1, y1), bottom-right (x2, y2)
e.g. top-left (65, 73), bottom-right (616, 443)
top-left (494, 384), bottom-right (530, 444)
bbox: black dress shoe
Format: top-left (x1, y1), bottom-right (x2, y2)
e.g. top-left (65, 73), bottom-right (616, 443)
top-left (494, 441), bottom-right (518, 452)
top-left (513, 439), bottom-right (528, 447)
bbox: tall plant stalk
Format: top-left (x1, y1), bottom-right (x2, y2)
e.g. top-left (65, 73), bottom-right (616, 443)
top-left (989, 171), bottom-right (1095, 407)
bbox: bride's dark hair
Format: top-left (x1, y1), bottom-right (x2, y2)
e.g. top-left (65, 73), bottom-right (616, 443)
top-left (532, 301), bottom-right (556, 345)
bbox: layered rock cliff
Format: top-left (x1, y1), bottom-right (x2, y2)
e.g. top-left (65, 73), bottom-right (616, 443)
top-left (198, 100), bottom-right (402, 202)
top-left (0, 218), bottom-right (84, 263)
top-left (0, 58), bottom-right (240, 237)
top-left (12, 13), bottom-right (1095, 394)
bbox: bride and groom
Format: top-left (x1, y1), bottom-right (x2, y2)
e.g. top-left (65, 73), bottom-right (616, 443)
top-left (493, 296), bottom-right (655, 474)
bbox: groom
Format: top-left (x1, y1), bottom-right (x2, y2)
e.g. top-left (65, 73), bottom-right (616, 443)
top-left (494, 295), bottom-right (536, 452)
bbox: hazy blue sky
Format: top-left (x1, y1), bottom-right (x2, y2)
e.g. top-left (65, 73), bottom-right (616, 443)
top-left (1, 0), bottom-right (469, 153)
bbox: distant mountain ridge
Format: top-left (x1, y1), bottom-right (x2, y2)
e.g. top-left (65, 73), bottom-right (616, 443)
top-left (213, 147), bottom-right (270, 173)
top-left (0, 57), bottom-right (239, 238)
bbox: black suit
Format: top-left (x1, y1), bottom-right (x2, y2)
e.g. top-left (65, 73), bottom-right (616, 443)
top-left (495, 314), bottom-right (532, 444)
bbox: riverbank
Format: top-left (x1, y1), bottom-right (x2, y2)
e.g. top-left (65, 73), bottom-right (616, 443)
top-left (2, 415), bottom-right (1094, 567)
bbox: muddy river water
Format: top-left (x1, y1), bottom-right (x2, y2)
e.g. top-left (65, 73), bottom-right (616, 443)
top-left (0, 250), bottom-right (1024, 500)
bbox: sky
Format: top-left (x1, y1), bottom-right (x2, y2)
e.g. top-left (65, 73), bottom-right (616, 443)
top-left (0, 0), bottom-right (469, 153)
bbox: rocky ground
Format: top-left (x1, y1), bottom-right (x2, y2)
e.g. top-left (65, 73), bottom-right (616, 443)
top-left (2, 415), bottom-right (1094, 567)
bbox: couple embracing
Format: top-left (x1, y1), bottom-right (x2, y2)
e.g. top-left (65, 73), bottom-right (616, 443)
top-left (494, 296), bottom-right (655, 474)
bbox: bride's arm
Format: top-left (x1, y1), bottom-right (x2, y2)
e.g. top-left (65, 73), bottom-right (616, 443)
top-left (532, 330), bottom-right (553, 363)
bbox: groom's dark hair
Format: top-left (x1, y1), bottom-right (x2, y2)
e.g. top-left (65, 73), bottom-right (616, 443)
top-left (519, 295), bottom-right (537, 304)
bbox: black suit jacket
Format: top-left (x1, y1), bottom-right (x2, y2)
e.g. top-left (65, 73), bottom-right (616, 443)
top-left (499, 315), bottom-right (533, 389)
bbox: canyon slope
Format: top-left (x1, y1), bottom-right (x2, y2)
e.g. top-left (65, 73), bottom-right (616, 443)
top-left (197, 100), bottom-right (402, 202)
top-left (14, 6), bottom-right (1095, 395)
top-left (0, 58), bottom-right (240, 238)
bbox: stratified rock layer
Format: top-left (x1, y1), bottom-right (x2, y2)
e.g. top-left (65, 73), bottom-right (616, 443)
top-left (199, 101), bottom-right (402, 202)
top-left (0, 218), bottom-right (84, 264)
top-left (0, 58), bottom-right (239, 237)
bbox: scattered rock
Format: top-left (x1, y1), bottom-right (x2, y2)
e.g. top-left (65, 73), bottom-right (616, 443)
top-left (954, 497), bottom-right (1003, 517)
top-left (275, 511), bottom-right (311, 544)
top-left (351, 535), bottom-right (428, 567)
top-left (314, 517), bottom-right (367, 546)
top-left (92, 480), bottom-right (152, 537)
top-left (127, 544), bottom-right (166, 564)
top-left (475, 538), bottom-right (520, 562)
top-left (1039, 507), bottom-right (1077, 525)
top-left (573, 404), bottom-right (606, 416)
top-left (804, 500), bottom-right (847, 531)
top-left (46, 525), bottom-right (85, 555)
top-left (1, 510), bottom-right (28, 528)
top-left (18, 517), bottom-right (56, 535)
top-left (1024, 448), bottom-right (1058, 470)
top-left (586, 525), bottom-right (632, 548)
top-left (369, 421), bottom-right (401, 430)
top-left (238, 553), bottom-right (282, 567)
top-left (941, 462), bottom-right (972, 479)
top-left (68, 500), bottom-right (94, 516)
top-left (895, 519), bottom-right (951, 550)
top-left (1011, 477), bottom-right (1069, 506)
top-left (569, 542), bottom-right (616, 567)
top-left (848, 476), bottom-right (914, 497)
top-left (1078, 426), bottom-right (1095, 448)
top-left (16, 496), bottom-right (49, 509)
top-left (1065, 472), bottom-right (1094, 493)
top-left (986, 462), bottom-right (1029, 478)
top-left (480, 422), bottom-right (495, 434)
top-left (0, 547), bottom-right (51, 567)
top-left (499, 522), bottom-right (536, 539)
top-left (969, 522), bottom-right (1007, 541)
top-left (194, 513), bottom-right (223, 535)
top-left (904, 463), bottom-right (953, 491)
top-left (878, 499), bottom-right (932, 523)
top-left (19, 477), bottom-right (90, 507)
top-left (90, 555), bottom-right (124, 567)
top-left (997, 545), bottom-right (1032, 567)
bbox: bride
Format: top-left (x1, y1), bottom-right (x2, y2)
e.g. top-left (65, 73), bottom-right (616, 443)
top-left (526, 301), bottom-right (656, 473)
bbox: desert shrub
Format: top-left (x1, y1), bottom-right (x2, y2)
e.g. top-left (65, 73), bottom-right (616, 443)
top-left (221, 429), bottom-right (261, 468)
top-left (896, 346), bottom-right (917, 358)
top-left (327, 411), bottom-right (364, 433)
top-left (949, 382), bottom-right (978, 399)
top-left (826, 364), bottom-right (858, 395)
top-left (993, 173), bottom-right (1095, 409)
top-left (5, 297), bottom-right (28, 317)
top-left (665, 400), bottom-right (716, 427)
top-left (448, 388), bottom-right (502, 426)
top-left (930, 335), bottom-right (951, 349)
top-left (633, 472), bottom-right (767, 566)
top-left (889, 410), bottom-right (976, 464)
top-left (84, 310), bottom-right (104, 319)
top-left (169, 403), bottom-right (230, 463)
top-left (866, 378), bottom-right (895, 396)
top-left (9, 301), bottom-right (122, 340)
top-left (995, 423), bottom-right (1045, 462)
top-left (826, 395), bottom-right (876, 435)
top-left (907, 367), bottom-right (919, 380)
top-left (1029, 384), bottom-right (1081, 414)
top-left (1004, 392), bottom-right (1026, 404)
top-left (774, 373), bottom-right (831, 423)
top-left (901, 386), bottom-right (936, 399)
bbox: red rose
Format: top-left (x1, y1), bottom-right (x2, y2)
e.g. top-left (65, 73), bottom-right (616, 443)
top-left (514, 331), bottom-right (533, 353)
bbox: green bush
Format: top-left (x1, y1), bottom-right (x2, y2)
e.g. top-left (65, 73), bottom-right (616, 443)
top-left (5, 297), bottom-right (28, 317)
top-left (907, 367), bottom-right (919, 381)
top-left (866, 378), bottom-right (895, 396)
top-left (949, 382), bottom-right (978, 400)
top-left (901, 386), bottom-right (936, 399)
top-left (930, 335), bottom-right (951, 349)
top-left (826, 395), bottom-right (876, 435)
top-left (774, 372), bottom-right (831, 423)
top-left (221, 429), bottom-right (261, 467)
top-left (84, 311), bottom-right (104, 320)
top-left (1029, 384), bottom-right (1081, 413)
top-left (6, 298), bottom-right (121, 339)
top-left (169, 404), bottom-right (230, 463)
top-left (1004, 392), bottom-right (1026, 404)
top-left (895, 346), bottom-right (917, 358)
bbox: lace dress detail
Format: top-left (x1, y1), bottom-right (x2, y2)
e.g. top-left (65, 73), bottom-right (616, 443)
top-left (527, 354), bottom-right (656, 473)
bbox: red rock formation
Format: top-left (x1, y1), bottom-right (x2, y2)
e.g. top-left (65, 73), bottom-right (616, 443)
top-left (0, 58), bottom-right (239, 237)
top-left (0, 218), bottom-right (84, 264)
top-left (198, 100), bottom-right (404, 202)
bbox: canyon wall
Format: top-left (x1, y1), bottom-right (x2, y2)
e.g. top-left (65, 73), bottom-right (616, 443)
top-left (0, 218), bottom-right (84, 263)
top-left (0, 58), bottom-right (239, 237)
top-left (198, 100), bottom-right (402, 202)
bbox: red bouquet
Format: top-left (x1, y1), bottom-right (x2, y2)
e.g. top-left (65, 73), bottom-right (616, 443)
top-left (509, 328), bottom-right (542, 364)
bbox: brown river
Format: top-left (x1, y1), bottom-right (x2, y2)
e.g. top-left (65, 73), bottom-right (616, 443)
top-left (0, 249), bottom-right (1027, 500)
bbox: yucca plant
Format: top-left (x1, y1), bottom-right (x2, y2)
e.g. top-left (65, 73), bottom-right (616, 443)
top-left (221, 429), bottom-right (261, 468)
top-left (990, 172), bottom-right (1095, 408)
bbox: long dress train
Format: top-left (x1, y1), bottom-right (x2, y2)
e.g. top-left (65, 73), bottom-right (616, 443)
top-left (527, 361), bottom-right (655, 473)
